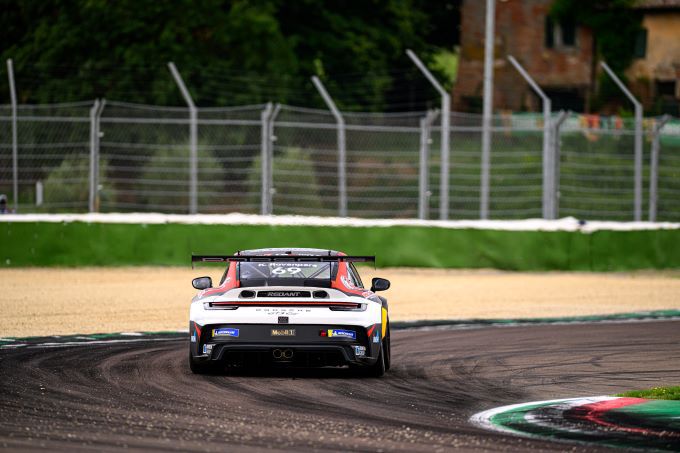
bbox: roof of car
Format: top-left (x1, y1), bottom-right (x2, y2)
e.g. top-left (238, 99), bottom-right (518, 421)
top-left (238, 248), bottom-right (341, 256)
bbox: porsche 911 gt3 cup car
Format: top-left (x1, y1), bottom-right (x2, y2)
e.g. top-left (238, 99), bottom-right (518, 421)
top-left (189, 248), bottom-right (391, 376)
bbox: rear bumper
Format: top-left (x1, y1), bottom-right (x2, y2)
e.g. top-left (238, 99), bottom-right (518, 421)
top-left (191, 323), bottom-right (381, 367)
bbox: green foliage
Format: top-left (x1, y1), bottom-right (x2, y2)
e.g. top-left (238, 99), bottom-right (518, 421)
top-left (44, 155), bottom-right (110, 209)
top-left (618, 386), bottom-right (680, 400)
top-left (246, 147), bottom-right (324, 214)
top-left (551, 0), bottom-right (642, 75)
top-left (139, 146), bottom-right (222, 212)
top-left (431, 50), bottom-right (458, 89)
top-left (551, 0), bottom-right (643, 110)
top-left (0, 0), bottom-right (446, 111)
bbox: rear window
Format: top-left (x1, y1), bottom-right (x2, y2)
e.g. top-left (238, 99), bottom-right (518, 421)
top-left (239, 262), bottom-right (335, 284)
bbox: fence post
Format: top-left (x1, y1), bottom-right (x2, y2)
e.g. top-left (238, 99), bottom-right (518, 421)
top-left (601, 62), bottom-right (643, 222)
top-left (260, 103), bottom-right (273, 215)
top-left (267, 103), bottom-right (281, 215)
top-left (406, 50), bottom-right (450, 220)
top-left (649, 115), bottom-right (671, 222)
top-left (480, 0), bottom-right (496, 220)
top-left (419, 109), bottom-right (439, 220)
top-left (508, 56), bottom-right (553, 220)
top-left (89, 99), bottom-right (100, 213)
top-left (550, 110), bottom-right (569, 220)
top-left (94, 99), bottom-right (106, 212)
top-left (311, 76), bottom-right (347, 217)
top-left (7, 59), bottom-right (18, 212)
top-left (168, 62), bottom-right (198, 214)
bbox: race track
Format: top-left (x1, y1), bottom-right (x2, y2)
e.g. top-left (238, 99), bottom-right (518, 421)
top-left (1, 320), bottom-right (679, 451)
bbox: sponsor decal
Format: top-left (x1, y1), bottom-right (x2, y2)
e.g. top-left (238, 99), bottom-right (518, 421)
top-left (328, 329), bottom-right (356, 340)
top-left (260, 291), bottom-right (308, 297)
top-left (353, 346), bottom-right (366, 357)
top-left (202, 343), bottom-right (214, 355)
top-left (213, 328), bottom-right (239, 337)
top-left (373, 331), bottom-right (380, 343)
top-left (271, 328), bottom-right (296, 337)
top-left (190, 334), bottom-right (197, 343)
top-left (278, 316), bottom-right (289, 324)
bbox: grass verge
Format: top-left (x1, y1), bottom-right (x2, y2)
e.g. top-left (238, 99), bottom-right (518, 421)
top-left (618, 386), bottom-right (680, 400)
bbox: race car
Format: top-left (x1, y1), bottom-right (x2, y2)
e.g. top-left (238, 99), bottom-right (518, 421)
top-left (188, 248), bottom-right (391, 376)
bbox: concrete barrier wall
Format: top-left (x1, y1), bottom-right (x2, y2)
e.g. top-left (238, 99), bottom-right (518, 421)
top-left (2, 215), bottom-right (679, 270)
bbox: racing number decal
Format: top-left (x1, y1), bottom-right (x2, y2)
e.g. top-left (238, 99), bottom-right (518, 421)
top-left (271, 267), bottom-right (302, 275)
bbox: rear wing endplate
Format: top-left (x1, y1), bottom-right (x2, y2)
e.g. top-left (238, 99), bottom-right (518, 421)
top-left (191, 254), bottom-right (375, 268)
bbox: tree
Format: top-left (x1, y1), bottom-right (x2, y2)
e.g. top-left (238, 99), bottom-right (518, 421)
top-left (0, 0), bottom-right (446, 111)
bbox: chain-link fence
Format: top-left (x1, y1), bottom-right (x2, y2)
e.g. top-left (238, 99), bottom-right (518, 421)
top-left (1, 100), bottom-right (679, 221)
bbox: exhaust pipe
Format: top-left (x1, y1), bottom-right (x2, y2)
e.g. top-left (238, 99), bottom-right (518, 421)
top-left (272, 349), bottom-right (283, 359)
top-left (282, 349), bottom-right (294, 359)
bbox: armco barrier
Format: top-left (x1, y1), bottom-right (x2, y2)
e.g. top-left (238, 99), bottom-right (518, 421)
top-left (1, 214), bottom-right (679, 270)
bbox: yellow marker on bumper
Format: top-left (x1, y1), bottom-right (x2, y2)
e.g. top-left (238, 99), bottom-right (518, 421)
top-left (381, 307), bottom-right (388, 337)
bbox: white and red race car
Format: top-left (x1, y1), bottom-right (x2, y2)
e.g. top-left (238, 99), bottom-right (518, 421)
top-left (189, 248), bottom-right (391, 376)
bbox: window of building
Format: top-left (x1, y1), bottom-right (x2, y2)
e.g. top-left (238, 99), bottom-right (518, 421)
top-left (634, 29), bottom-right (648, 59)
top-left (545, 17), bottom-right (554, 48)
top-left (561, 17), bottom-right (576, 46)
top-left (657, 80), bottom-right (676, 97)
top-left (545, 16), bottom-right (577, 49)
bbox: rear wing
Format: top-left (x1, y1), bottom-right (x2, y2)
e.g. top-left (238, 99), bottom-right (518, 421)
top-left (191, 254), bottom-right (375, 268)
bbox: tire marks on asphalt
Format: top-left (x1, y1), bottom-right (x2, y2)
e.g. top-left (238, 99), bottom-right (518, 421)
top-left (1, 321), bottom-right (678, 451)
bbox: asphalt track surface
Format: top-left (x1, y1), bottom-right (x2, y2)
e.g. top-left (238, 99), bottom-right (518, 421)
top-left (1, 320), bottom-right (679, 452)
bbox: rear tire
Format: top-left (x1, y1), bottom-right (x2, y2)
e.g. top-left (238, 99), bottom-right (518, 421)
top-left (189, 345), bottom-right (216, 374)
top-left (383, 323), bottom-right (391, 371)
top-left (364, 345), bottom-right (386, 377)
top-left (189, 356), bottom-right (214, 374)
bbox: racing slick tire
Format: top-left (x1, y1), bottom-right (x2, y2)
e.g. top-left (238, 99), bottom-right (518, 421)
top-left (383, 323), bottom-right (391, 371)
top-left (189, 349), bottom-right (217, 375)
top-left (364, 345), bottom-right (386, 377)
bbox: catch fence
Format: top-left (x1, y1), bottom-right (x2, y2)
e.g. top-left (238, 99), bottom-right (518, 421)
top-left (1, 101), bottom-right (679, 221)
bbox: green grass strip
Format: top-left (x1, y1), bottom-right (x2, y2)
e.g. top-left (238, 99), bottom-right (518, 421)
top-left (392, 309), bottom-right (680, 329)
top-left (618, 386), bottom-right (680, 401)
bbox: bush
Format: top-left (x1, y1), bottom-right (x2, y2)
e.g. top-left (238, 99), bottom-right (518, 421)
top-left (138, 147), bottom-right (223, 212)
top-left (43, 155), bottom-right (110, 210)
top-left (246, 146), bottom-right (324, 214)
